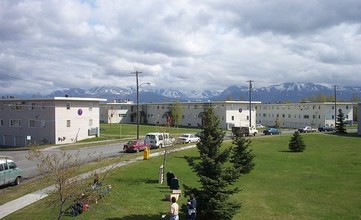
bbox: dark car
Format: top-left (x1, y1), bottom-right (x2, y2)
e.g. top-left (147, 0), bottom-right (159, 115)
top-left (263, 128), bottom-right (281, 135)
top-left (318, 125), bottom-right (335, 132)
top-left (123, 140), bottom-right (149, 153)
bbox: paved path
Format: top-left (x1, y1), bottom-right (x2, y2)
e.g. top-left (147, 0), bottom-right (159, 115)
top-left (0, 145), bottom-right (195, 219)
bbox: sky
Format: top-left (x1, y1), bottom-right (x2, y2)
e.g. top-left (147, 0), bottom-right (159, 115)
top-left (1, 0), bottom-right (361, 96)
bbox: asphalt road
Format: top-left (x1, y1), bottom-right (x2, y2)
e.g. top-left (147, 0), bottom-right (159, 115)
top-left (2, 141), bottom-right (128, 180)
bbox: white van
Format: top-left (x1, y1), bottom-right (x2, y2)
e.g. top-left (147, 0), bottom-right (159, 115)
top-left (0, 157), bottom-right (23, 187)
top-left (144, 133), bottom-right (175, 149)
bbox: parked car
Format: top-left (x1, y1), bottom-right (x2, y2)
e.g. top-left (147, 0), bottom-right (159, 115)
top-left (298, 126), bottom-right (317, 133)
top-left (0, 157), bottom-right (23, 187)
top-left (144, 133), bottom-right (175, 149)
top-left (318, 125), bottom-right (335, 132)
top-left (232, 126), bottom-right (258, 136)
top-left (178, 134), bottom-right (200, 144)
top-left (256, 124), bottom-right (265, 128)
top-left (263, 128), bottom-right (281, 135)
top-left (123, 140), bottom-right (149, 153)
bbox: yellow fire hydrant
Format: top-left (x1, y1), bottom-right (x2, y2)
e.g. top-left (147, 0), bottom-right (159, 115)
top-left (143, 147), bottom-right (150, 160)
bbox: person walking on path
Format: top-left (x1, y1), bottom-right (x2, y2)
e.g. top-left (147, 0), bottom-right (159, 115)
top-left (169, 196), bottom-right (179, 220)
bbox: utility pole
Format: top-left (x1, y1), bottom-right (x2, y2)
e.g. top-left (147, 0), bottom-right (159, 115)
top-left (247, 80), bottom-right (254, 127)
top-left (334, 85), bottom-right (337, 126)
top-left (132, 71), bottom-right (142, 140)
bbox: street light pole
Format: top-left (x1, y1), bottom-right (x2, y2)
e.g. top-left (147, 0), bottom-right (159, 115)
top-left (132, 71), bottom-right (142, 140)
top-left (334, 85), bottom-right (337, 126)
top-left (247, 80), bottom-right (254, 127)
top-left (132, 71), bottom-right (150, 141)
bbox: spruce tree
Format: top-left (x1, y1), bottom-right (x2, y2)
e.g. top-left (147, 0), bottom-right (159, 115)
top-left (335, 109), bottom-right (347, 134)
top-left (230, 135), bottom-right (255, 175)
top-left (184, 107), bottom-right (254, 220)
top-left (288, 131), bottom-right (306, 152)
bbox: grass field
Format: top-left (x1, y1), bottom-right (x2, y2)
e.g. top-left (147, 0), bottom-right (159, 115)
top-left (81, 123), bottom-right (202, 142)
top-left (4, 133), bottom-right (361, 220)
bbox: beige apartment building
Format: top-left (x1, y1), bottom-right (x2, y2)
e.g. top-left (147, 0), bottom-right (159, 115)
top-left (256, 102), bottom-right (353, 128)
top-left (102, 100), bottom-right (355, 131)
top-left (0, 97), bottom-right (106, 147)
top-left (101, 100), bottom-right (260, 130)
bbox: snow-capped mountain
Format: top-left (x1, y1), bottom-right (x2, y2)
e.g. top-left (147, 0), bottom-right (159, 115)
top-left (44, 82), bottom-right (361, 103)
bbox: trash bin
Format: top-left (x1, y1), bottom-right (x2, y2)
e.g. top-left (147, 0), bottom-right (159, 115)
top-left (166, 171), bottom-right (174, 186)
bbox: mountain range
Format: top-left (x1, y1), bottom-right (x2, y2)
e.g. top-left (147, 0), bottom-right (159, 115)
top-left (41, 82), bottom-right (361, 103)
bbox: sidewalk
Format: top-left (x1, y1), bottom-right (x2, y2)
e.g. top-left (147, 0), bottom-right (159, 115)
top-left (0, 145), bottom-right (195, 219)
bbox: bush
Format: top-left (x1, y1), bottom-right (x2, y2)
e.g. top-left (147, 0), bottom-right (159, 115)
top-left (288, 131), bottom-right (306, 152)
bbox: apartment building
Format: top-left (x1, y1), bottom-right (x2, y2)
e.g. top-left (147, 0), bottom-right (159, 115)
top-left (101, 100), bottom-right (260, 130)
top-left (100, 100), bottom-right (134, 124)
top-left (256, 102), bottom-right (353, 128)
top-left (0, 97), bottom-right (106, 147)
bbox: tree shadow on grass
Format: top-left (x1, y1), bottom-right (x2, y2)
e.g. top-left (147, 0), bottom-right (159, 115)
top-left (279, 150), bottom-right (303, 153)
top-left (107, 213), bottom-right (168, 220)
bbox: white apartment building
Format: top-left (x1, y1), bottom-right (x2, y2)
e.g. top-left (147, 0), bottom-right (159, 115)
top-left (100, 100), bottom-right (134, 124)
top-left (101, 101), bottom-right (259, 130)
top-left (0, 97), bottom-right (106, 147)
top-left (256, 102), bottom-right (353, 128)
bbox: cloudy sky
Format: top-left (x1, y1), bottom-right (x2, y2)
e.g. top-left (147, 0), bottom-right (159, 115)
top-left (1, 0), bottom-right (361, 96)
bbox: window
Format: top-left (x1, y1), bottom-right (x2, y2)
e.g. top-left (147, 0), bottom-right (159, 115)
top-left (304, 115), bottom-right (309, 119)
top-left (10, 119), bottom-right (21, 127)
top-left (29, 120), bottom-right (36, 128)
top-left (41, 120), bottom-right (46, 128)
top-left (15, 102), bottom-right (22, 110)
top-left (89, 103), bottom-right (93, 111)
top-left (231, 116), bottom-right (234, 120)
top-left (346, 105), bottom-right (349, 109)
top-left (89, 119), bottom-right (93, 126)
top-left (41, 103), bottom-right (46, 109)
top-left (67, 120), bottom-right (71, 127)
top-left (0, 119), bottom-right (3, 126)
top-left (66, 103), bottom-right (71, 110)
top-left (31, 103), bottom-right (36, 110)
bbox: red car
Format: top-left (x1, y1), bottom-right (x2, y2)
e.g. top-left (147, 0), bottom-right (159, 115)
top-left (123, 140), bottom-right (149, 153)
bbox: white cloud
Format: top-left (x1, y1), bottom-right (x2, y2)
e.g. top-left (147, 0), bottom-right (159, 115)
top-left (1, 0), bottom-right (361, 96)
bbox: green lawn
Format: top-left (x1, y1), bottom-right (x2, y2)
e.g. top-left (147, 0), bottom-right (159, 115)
top-left (80, 123), bottom-right (202, 142)
top-left (4, 133), bottom-right (361, 220)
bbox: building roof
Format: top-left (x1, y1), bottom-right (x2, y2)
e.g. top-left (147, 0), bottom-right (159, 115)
top-left (0, 97), bottom-right (107, 102)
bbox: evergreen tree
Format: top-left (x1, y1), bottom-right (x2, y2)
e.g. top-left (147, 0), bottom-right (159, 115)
top-left (335, 109), bottom-right (347, 134)
top-left (288, 131), bottom-right (306, 152)
top-left (230, 135), bottom-right (255, 175)
top-left (184, 107), bottom-right (254, 220)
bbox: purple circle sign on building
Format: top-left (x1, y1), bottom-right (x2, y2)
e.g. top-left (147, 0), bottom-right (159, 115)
top-left (78, 109), bottom-right (83, 116)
